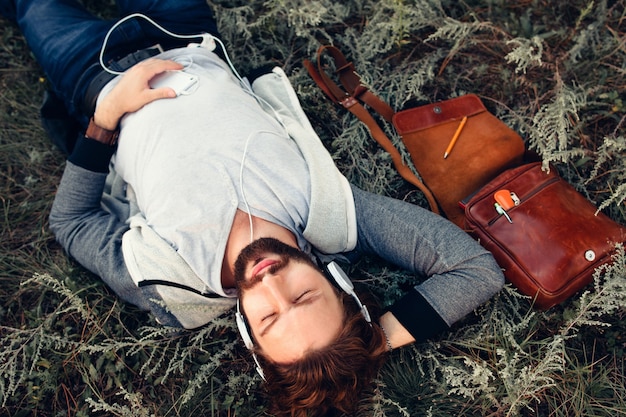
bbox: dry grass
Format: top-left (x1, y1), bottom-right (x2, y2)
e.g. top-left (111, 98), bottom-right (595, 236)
top-left (1, 1), bottom-right (625, 416)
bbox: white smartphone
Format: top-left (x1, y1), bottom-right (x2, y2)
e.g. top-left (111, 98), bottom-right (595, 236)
top-left (149, 71), bottom-right (199, 96)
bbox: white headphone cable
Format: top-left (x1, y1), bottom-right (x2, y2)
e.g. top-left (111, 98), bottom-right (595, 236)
top-left (99, 12), bottom-right (245, 80)
top-left (99, 13), bottom-right (289, 135)
top-left (100, 13), bottom-right (293, 245)
top-left (239, 130), bottom-right (286, 244)
top-left (239, 131), bottom-right (256, 243)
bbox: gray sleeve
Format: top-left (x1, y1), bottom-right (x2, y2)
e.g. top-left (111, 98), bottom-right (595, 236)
top-left (49, 162), bottom-right (152, 310)
top-left (407, 217), bottom-right (505, 328)
top-left (350, 186), bottom-right (505, 340)
top-left (49, 162), bottom-right (196, 327)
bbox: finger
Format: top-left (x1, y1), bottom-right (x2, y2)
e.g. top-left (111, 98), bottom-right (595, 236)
top-left (146, 87), bottom-right (177, 101)
top-left (141, 59), bottom-right (185, 76)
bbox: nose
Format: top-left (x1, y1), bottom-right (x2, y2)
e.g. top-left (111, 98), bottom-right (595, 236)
top-left (259, 272), bottom-right (292, 310)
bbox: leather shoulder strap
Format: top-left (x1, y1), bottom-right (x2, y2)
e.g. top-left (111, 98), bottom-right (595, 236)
top-left (304, 45), bottom-right (440, 214)
top-left (304, 45), bottom-right (395, 122)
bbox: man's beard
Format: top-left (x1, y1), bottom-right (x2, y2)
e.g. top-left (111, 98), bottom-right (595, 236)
top-left (233, 237), bottom-right (318, 291)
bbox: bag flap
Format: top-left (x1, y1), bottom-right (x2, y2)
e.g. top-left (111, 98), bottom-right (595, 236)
top-left (392, 94), bottom-right (486, 134)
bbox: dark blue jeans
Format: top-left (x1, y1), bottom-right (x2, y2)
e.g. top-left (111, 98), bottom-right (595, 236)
top-left (13, 0), bottom-right (219, 125)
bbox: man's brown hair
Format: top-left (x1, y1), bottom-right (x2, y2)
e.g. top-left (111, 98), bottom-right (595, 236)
top-left (256, 292), bottom-right (388, 417)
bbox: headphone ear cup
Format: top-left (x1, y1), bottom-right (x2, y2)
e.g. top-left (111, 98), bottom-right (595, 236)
top-left (326, 261), bottom-right (355, 294)
top-left (236, 301), bottom-right (254, 350)
top-left (325, 261), bottom-right (372, 323)
top-left (235, 301), bottom-right (266, 381)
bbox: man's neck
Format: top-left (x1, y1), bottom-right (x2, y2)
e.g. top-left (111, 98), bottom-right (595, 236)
top-left (221, 209), bottom-right (298, 289)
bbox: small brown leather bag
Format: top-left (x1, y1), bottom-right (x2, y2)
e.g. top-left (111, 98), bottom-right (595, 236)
top-left (463, 162), bottom-right (626, 309)
top-left (304, 45), bottom-right (525, 227)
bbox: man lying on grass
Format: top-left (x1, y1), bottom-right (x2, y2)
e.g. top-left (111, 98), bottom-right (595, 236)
top-left (2, 0), bottom-right (504, 415)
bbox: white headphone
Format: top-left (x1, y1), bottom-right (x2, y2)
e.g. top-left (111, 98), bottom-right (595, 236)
top-left (235, 261), bottom-right (371, 379)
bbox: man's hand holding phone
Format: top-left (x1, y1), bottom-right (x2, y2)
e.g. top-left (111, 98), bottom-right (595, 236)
top-left (94, 58), bottom-right (183, 130)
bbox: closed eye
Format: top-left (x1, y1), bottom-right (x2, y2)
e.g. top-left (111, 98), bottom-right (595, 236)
top-left (294, 290), bottom-right (312, 303)
top-left (258, 290), bottom-right (323, 337)
top-left (261, 312), bottom-right (276, 322)
top-left (261, 290), bottom-right (313, 323)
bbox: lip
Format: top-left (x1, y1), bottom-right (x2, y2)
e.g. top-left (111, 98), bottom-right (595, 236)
top-left (250, 258), bottom-right (279, 278)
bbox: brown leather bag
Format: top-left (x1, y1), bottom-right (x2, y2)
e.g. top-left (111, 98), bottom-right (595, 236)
top-left (463, 162), bottom-right (626, 309)
top-left (304, 45), bottom-right (525, 227)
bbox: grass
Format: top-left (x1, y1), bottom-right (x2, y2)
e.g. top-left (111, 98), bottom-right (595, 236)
top-left (1, 0), bottom-right (626, 416)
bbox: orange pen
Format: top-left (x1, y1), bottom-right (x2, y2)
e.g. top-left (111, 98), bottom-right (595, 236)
top-left (443, 116), bottom-right (468, 159)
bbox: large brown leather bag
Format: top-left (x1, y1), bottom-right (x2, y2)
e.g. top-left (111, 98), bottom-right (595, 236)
top-left (305, 45), bottom-right (626, 309)
top-left (463, 162), bottom-right (626, 309)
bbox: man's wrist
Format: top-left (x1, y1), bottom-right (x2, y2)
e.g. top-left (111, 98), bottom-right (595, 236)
top-left (85, 117), bottom-right (120, 146)
top-left (387, 290), bottom-right (450, 342)
top-left (379, 312), bottom-right (415, 349)
top-left (69, 135), bottom-right (117, 173)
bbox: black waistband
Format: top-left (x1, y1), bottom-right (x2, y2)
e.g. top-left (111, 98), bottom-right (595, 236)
top-left (81, 45), bottom-right (163, 117)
